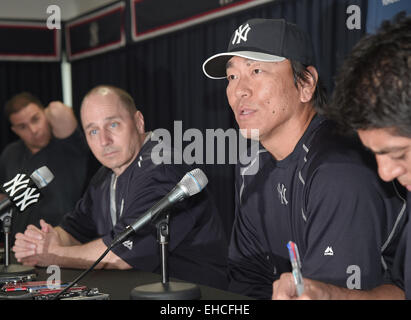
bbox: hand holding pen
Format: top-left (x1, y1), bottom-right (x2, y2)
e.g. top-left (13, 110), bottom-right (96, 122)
top-left (287, 241), bottom-right (304, 297)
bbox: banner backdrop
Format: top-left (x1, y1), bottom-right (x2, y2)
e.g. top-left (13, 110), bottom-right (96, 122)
top-left (0, 21), bottom-right (60, 62)
top-left (130, 0), bottom-right (273, 42)
top-left (65, 1), bottom-right (126, 61)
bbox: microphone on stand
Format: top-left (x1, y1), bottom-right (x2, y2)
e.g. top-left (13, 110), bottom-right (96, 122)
top-left (0, 166), bottom-right (54, 279)
top-left (53, 168), bottom-right (208, 300)
top-left (128, 168), bottom-right (208, 300)
top-left (111, 168), bottom-right (208, 247)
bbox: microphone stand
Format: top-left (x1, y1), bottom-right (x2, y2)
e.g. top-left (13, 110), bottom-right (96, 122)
top-left (0, 209), bottom-right (36, 280)
top-left (130, 213), bottom-right (201, 300)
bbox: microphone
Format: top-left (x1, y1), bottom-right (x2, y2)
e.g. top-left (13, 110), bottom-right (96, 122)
top-left (54, 168), bottom-right (207, 300)
top-left (0, 166), bottom-right (54, 213)
top-left (111, 168), bottom-right (208, 248)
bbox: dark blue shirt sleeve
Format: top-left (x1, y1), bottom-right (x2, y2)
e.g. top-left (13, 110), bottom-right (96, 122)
top-left (227, 166), bottom-right (283, 300)
top-left (302, 163), bottom-right (406, 290)
top-left (228, 189), bottom-right (278, 300)
top-left (59, 182), bottom-right (100, 243)
top-left (387, 193), bottom-right (411, 296)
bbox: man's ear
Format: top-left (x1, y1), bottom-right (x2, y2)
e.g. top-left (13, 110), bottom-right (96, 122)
top-left (134, 110), bottom-right (145, 134)
top-left (299, 66), bottom-right (318, 103)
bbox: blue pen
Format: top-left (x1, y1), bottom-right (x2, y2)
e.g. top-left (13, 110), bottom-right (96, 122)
top-left (287, 241), bottom-right (304, 296)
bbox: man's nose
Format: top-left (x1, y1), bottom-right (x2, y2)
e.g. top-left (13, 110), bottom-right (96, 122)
top-left (27, 123), bottom-right (39, 136)
top-left (99, 129), bottom-right (113, 146)
top-left (376, 155), bottom-right (405, 182)
top-left (235, 78), bottom-right (252, 99)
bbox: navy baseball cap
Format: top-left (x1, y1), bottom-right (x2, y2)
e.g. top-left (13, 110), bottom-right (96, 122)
top-left (202, 18), bottom-right (315, 79)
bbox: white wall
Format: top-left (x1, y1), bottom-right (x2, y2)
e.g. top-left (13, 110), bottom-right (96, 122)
top-left (0, 0), bottom-right (116, 107)
top-left (0, 0), bottom-right (117, 21)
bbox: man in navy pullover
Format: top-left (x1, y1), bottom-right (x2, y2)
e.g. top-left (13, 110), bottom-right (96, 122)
top-left (272, 14), bottom-right (411, 300)
top-left (203, 18), bottom-right (406, 299)
top-left (12, 85), bottom-right (228, 290)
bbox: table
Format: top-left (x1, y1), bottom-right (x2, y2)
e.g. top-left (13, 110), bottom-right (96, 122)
top-left (35, 267), bottom-right (252, 300)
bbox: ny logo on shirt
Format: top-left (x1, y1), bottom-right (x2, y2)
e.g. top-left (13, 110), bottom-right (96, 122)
top-left (277, 183), bottom-right (288, 205)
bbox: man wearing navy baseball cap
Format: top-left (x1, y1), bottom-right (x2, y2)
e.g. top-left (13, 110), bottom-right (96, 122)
top-left (203, 18), bottom-right (406, 299)
top-left (273, 13), bottom-right (411, 300)
top-left (203, 18), bottom-right (315, 78)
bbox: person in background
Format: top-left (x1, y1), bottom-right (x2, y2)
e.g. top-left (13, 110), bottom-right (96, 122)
top-left (0, 92), bottom-right (89, 247)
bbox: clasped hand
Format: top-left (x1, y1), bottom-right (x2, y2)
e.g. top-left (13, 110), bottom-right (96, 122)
top-left (12, 219), bottom-right (61, 267)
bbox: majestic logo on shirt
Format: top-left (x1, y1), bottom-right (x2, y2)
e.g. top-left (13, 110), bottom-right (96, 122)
top-left (232, 23), bottom-right (251, 45)
top-left (122, 240), bottom-right (133, 251)
top-left (277, 183), bottom-right (288, 205)
top-left (324, 246), bottom-right (334, 256)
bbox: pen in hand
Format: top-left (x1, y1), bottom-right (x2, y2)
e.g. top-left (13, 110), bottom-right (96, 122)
top-left (287, 241), bottom-right (304, 297)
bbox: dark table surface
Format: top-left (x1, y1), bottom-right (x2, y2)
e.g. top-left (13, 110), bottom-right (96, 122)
top-left (34, 267), bottom-right (252, 300)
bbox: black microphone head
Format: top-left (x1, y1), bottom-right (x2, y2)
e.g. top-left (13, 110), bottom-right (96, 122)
top-left (178, 168), bottom-right (208, 196)
top-left (30, 166), bottom-right (54, 189)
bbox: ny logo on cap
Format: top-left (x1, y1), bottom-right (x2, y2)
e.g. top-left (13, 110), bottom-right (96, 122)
top-left (232, 23), bottom-right (251, 45)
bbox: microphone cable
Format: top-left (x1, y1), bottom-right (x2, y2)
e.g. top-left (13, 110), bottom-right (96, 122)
top-left (52, 244), bottom-right (113, 300)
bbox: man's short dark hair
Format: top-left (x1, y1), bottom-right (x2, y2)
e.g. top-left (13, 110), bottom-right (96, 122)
top-left (316, 12), bottom-right (411, 137)
top-left (290, 60), bottom-right (327, 111)
top-left (4, 92), bottom-right (44, 120)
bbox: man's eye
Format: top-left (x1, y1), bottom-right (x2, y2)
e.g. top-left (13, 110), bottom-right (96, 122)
top-left (89, 129), bottom-right (97, 136)
top-left (227, 74), bottom-right (237, 81)
top-left (392, 154), bottom-right (406, 161)
top-left (253, 69), bottom-right (262, 74)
